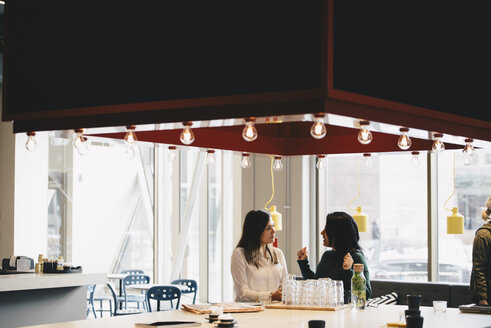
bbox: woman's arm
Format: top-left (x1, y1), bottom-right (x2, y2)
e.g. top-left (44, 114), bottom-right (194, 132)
top-left (472, 231), bottom-right (490, 304)
top-left (230, 248), bottom-right (264, 302)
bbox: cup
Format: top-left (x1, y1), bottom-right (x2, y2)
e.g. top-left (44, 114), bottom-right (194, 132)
top-left (407, 294), bottom-right (422, 310)
top-left (433, 300), bottom-right (447, 313)
top-left (260, 292), bottom-right (272, 304)
top-left (308, 320), bottom-right (326, 328)
top-left (405, 315), bottom-right (424, 328)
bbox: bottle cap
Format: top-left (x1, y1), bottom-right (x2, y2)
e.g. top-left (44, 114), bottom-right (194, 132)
top-left (353, 263), bottom-right (364, 272)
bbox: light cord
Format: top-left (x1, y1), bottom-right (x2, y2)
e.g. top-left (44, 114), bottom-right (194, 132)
top-left (264, 155), bottom-right (275, 211)
top-left (347, 157), bottom-right (360, 211)
top-left (443, 152), bottom-right (456, 211)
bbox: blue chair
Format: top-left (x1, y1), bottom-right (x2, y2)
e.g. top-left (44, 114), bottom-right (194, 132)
top-left (92, 285), bottom-right (113, 318)
top-left (121, 269), bottom-right (145, 275)
top-left (122, 274), bottom-right (150, 310)
top-left (171, 279), bottom-right (197, 304)
top-left (107, 282), bottom-right (144, 316)
top-left (146, 286), bottom-right (181, 312)
top-left (86, 284), bottom-right (97, 318)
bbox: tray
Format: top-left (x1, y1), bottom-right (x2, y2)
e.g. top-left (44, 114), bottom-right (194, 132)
top-left (265, 303), bottom-right (350, 311)
top-left (43, 266), bottom-right (82, 273)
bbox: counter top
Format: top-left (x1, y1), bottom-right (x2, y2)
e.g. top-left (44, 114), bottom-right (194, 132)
top-left (0, 272), bottom-right (107, 292)
top-left (18, 304), bottom-right (491, 328)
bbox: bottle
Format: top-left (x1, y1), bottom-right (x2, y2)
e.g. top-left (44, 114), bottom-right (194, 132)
top-left (56, 256), bottom-right (64, 271)
top-left (37, 254), bottom-right (44, 273)
top-left (351, 263), bottom-right (366, 310)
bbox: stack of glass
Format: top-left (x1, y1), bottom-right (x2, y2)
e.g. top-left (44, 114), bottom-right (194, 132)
top-left (281, 275), bottom-right (345, 307)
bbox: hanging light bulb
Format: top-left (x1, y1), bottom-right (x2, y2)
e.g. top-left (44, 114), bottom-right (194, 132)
top-left (310, 113), bottom-right (327, 139)
top-left (73, 128), bottom-right (89, 155)
top-left (180, 121), bottom-right (195, 145)
top-left (397, 127), bottom-right (412, 150)
top-left (273, 155), bottom-right (283, 171)
top-left (362, 153), bottom-right (372, 169)
top-left (432, 133), bottom-right (445, 153)
top-left (410, 151), bottom-right (420, 168)
top-left (242, 117), bottom-right (258, 142)
top-left (353, 207), bottom-right (369, 233)
top-left (316, 155), bottom-right (326, 170)
top-left (168, 146), bottom-right (177, 161)
top-left (206, 149), bottom-right (216, 166)
top-left (25, 132), bottom-right (37, 151)
top-left (462, 138), bottom-right (475, 166)
top-left (124, 125), bottom-right (137, 145)
top-left (357, 120), bottom-right (373, 145)
top-left (241, 152), bottom-right (252, 169)
top-left (125, 145), bottom-right (136, 159)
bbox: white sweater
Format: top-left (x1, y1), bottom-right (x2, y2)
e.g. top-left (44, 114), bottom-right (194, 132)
top-left (230, 246), bottom-right (288, 302)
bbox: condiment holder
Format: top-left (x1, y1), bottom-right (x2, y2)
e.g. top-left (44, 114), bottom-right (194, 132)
top-left (214, 314), bottom-right (237, 327)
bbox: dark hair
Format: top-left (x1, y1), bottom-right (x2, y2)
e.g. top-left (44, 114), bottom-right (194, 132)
top-left (324, 211), bottom-right (363, 257)
top-left (236, 210), bottom-right (278, 268)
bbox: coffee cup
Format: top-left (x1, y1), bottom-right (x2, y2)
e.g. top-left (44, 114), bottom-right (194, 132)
top-left (405, 314), bottom-right (424, 328)
top-left (308, 320), bottom-right (326, 328)
top-left (407, 294), bottom-right (422, 310)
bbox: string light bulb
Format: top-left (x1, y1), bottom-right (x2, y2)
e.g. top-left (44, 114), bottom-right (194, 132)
top-left (241, 152), bottom-right (252, 169)
top-left (397, 127), bottom-right (412, 150)
top-left (316, 155), bottom-right (326, 170)
top-left (242, 117), bottom-right (258, 142)
top-left (357, 120), bottom-right (373, 145)
top-left (273, 155), bottom-right (283, 171)
top-left (310, 113), bottom-right (327, 139)
top-left (25, 132), bottom-right (37, 151)
top-left (73, 128), bottom-right (89, 155)
top-left (410, 151), bottom-right (420, 168)
top-left (206, 149), bottom-right (216, 166)
top-left (124, 125), bottom-right (137, 159)
top-left (180, 121), bottom-right (195, 145)
top-left (362, 153), bottom-right (372, 169)
top-left (463, 138), bottom-right (475, 166)
top-left (168, 146), bottom-right (177, 161)
top-left (432, 133), bottom-right (445, 153)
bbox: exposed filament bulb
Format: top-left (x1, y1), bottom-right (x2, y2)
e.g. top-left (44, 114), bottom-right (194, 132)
top-left (273, 156), bottom-right (283, 171)
top-left (411, 151), bottom-right (420, 168)
top-left (206, 149), bottom-right (216, 166)
top-left (357, 120), bottom-right (373, 145)
top-left (241, 153), bottom-right (252, 169)
top-left (124, 125), bottom-right (137, 145)
top-left (316, 155), bottom-right (326, 170)
top-left (432, 133), bottom-right (445, 153)
top-left (362, 153), bottom-right (372, 169)
top-left (180, 122), bottom-right (195, 145)
top-left (25, 132), bottom-right (37, 151)
top-left (242, 118), bottom-right (258, 142)
top-left (397, 127), bottom-right (412, 150)
top-left (168, 146), bottom-right (177, 161)
top-left (463, 138), bottom-right (475, 166)
top-left (73, 128), bottom-right (89, 155)
top-left (310, 113), bottom-right (327, 139)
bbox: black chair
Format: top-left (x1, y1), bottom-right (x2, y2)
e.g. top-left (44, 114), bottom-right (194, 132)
top-left (107, 282), bottom-right (144, 316)
top-left (171, 279), bottom-right (198, 304)
top-left (146, 285), bottom-right (182, 312)
top-left (86, 284), bottom-right (97, 318)
top-left (122, 274), bottom-right (150, 310)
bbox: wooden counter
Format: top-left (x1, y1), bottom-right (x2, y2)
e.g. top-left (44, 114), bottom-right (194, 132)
top-left (18, 304), bottom-right (491, 328)
top-left (0, 272), bottom-right (106, 328)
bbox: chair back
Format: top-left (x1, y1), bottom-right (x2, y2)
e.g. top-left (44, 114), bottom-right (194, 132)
top-left (171, 279), bottom-right (197, 304)
top-left (122, 274), bottom-right (151, 295)
top-left (106, 282), bottom-right (120, 316)
top-left (121, 269), bottom-right (145, 275)
top-left (146, 286), bottom-right (181, 312)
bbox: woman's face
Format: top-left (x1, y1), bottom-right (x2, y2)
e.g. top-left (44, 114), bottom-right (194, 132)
top-left (321, 228), bottom-right (330, 248)
top-left (260, 219), bottom-right (276, 245)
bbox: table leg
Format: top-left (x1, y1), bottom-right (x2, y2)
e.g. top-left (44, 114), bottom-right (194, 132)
top-left (119, 280), bottom-right (123, 310)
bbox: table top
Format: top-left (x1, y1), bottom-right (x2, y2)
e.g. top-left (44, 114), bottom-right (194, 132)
top-left (0, 272), bottom-right (107, 292)
top-left (19, 304), bottom-right (491, 328)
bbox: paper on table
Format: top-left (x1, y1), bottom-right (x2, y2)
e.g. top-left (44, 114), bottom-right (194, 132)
top-left (181, 302), bottom-right (263, 314)
top-left (135, 321), bottom-right (201, 327)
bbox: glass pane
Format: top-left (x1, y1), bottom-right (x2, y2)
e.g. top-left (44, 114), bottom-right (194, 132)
top-left (437, 149), bottom-right (491, 283)
top-left (321, 153), bottom-right (428, 282)
top-left (208, 150), bottom-right (222, 302)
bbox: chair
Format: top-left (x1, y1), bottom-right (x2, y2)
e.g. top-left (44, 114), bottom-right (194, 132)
top-left (86, 284), bottom-right (97, 318)
top-left (171, 279), bottom-right (197, 304)
top-left (92, 285), bottom-right (113, 318)
top-left (146, 285), bottom-right (181, 312)
top-left (122, 274), bottom-right (150, 310)
top-left (121, 269), bottom-right (146, 275)
top-left (107, 282), bottom-right (144, 316)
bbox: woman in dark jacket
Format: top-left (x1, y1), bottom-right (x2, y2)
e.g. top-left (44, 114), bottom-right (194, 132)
top-left (297, 211), bottom-right (371, 301)
top-left (470, 196), bottom-right (491, 305)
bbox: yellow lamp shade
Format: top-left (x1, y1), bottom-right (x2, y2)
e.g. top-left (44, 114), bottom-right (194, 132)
top-left (270, 206), bottom-right (282, 231)
top-left (353, 206), bottom-right (369, 232)
top-left (447, 207), bottom-right (464, 234)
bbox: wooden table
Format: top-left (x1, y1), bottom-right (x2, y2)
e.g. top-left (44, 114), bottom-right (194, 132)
top-left (19, 304), bottom-right (491, 328)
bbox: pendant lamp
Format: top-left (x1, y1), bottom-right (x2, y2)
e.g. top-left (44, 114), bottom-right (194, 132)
top-left (265, 155), bottom-right (282, 231)
top-left (445, 153), bottom-right (464, 234)
top-left (348, 157), bottom-right (369, 232)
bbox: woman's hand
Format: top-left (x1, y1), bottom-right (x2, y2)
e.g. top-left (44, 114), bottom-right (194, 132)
top-left (342, 253), bottom-right (354, 270)
top-left (297, 247), bottom-right (308, 260)
top-left (478, 300), bottom-right (489, 305)
top-left (272, 288), bottom-right (282, 301)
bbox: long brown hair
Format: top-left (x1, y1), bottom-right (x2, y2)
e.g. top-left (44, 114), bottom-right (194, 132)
top-left (236, 210), bottom-right (278, 268)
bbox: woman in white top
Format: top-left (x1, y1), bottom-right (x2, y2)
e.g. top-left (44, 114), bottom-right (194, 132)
top-left (231, 209), bottom-right (288, 302)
